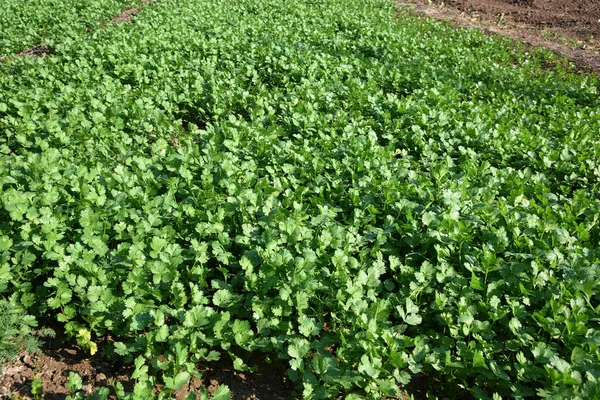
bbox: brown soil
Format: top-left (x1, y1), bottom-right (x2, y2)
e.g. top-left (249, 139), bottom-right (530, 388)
top-left (110, 7), bottom-right (142, 23)
top-left (1, 342), bottom-right (435, 399)
top-left (196, 357), bottom-right (296, 400)
top-left (441, 0), bottom-right (600, 39)
top-left (110, 0), bottom-right (153, 23)
top-left (0, 339), bottom-right (296, 399)
top-left (17, 45), bottom-right (56, 58)
top-left (0, 334), bottom-right (133, 399)
top-left (397, 0), bottom-right (600, 73)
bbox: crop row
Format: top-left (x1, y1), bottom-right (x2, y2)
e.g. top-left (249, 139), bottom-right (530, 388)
top-left (1, 0), bottom-right (599, 398)
top-left (0, 0), bottom-right (139, 56)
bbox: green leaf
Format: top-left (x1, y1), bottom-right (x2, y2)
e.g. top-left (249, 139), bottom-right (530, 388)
top-left (377, 378), bottom-right (399, 396)
top-left (212, 385), bottom-right (231, 400)
top-left (470, 271), bottom-right (483, 291)
top-left (213, 289), bottom-right (233, 308)
top-left (421, 211), bottom-right (438, 226)
top-left (404, 313), bottom-right (422, 326)
top-left (113, 342), bottom-right (130, 356)
top-left (397, 299), bottom-right (422, 325)
top-left (288, 338), bottom-right (310, 359)
top-left (164, 371), bottom-right (190, 391)
top-left (31, 377), bottom-right (43, 396)
top-left (345, 394), bottom-right (364, 400)
top-left (311, 354), bottom-right (338, 378)
top-left (88, 387), bottom-right (110, 400)
top-left (358, 354), bottom-right (379, 378)
top-left (473, 350), bottom-right (486, 369)
top-left (233, 357), bottom-right (245, 371)
top-left (533, 343), bottom-right (556, 363)
top-left (233, 319), bottom-right (253, 346)
top-left (0, 236), bottom-right (12, 252)
top-left (67, 372), bottom-right (83, 394)
top-left (299, 316), bottom-right (321, 337)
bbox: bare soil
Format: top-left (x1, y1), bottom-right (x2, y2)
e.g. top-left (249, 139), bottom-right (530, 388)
top-left (441, 0), bottom-right (600, 39)
top-left (398, 0), bottom-right (600, 73)
top-left (110, 7), bottom-right (142, 24)
top-left (110, 0), bottom-right (153, 23)
top-left (0, 339), bottom-right (295, 399)
top-left (17, 45), bottom-right (56, 58)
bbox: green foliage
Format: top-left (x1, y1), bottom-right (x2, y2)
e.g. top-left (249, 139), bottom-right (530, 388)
top-left (0, 299), bottom-right (44, 365)
top-left (0, 0), bottom-right (599, 398)
top-left (0, 0), bottom-right (139, 56)
top-left (31, 377), bottom-right (44, 399)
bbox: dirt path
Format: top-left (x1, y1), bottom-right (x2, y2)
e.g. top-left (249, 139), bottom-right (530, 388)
top-left (397, 0), bottom-right (600, 73)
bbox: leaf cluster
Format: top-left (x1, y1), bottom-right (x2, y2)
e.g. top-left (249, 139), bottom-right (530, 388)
top-left (0, 0), bottom-right (139, 56)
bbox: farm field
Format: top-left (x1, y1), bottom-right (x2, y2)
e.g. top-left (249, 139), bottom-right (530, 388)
top-left (424, 0), bottom-right (600, 42)
top-left (0, 0), bottom-right (599, 399)
top-left (0, 0), bottom-right (140, 57)
top-left (400, 0), bottom-right (600, 72)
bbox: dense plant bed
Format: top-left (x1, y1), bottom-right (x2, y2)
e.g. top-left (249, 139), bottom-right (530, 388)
top-left (1, 0), bottom-right (599, 398)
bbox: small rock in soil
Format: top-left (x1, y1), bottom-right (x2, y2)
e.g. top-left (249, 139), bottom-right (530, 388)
top-left (21, 354), bottom-right (34, 367)
top-left (96, 373), bottom-right (107, 384)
